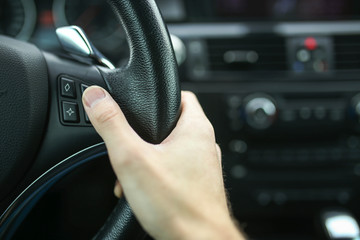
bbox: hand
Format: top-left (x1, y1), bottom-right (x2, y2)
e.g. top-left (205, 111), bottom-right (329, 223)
top-left (83, 86), bottom-right (245, 240)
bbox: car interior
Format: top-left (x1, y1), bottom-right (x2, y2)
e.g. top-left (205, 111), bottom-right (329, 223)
top-left (1, 0), bottom-right (360, 239)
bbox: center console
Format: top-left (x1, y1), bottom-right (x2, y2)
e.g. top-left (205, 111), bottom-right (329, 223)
top-left (163, 0), bottom-right (360, 237)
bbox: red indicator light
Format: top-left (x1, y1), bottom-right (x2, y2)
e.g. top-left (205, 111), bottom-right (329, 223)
top-left (304, 37), bottom-right (317, 51)
top-left (39, 11), bottom-right (54, 27)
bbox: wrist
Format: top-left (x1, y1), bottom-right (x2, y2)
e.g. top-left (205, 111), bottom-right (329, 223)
top-left (169, 213), bottom-right (245, 240)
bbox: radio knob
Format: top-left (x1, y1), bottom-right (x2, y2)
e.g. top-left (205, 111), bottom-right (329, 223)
top-left (245, 97), bottom-right (277, 129)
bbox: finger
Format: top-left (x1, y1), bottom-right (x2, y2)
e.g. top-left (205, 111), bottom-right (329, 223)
top-left (82, 86), bottom-right (141, 145)
top-left (82, 86), bottom-right (146, 173)
top-left (114, 180), bottom-right (123, 198)
top-left (216, 144), bottom-right (222, 162)
top-left (180, 91), bottom-right (208, 120)
top-left (162, 91), bottom-right (211, 142)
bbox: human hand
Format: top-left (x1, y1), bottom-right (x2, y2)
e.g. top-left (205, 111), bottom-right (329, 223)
top-left (82, 86), bottom-right (245, 240)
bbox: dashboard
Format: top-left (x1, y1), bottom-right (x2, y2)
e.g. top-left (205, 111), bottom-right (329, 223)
top-left (3, 0), bottom-right (360, 239)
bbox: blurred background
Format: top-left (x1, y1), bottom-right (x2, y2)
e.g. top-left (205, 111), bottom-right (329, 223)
top-left (2, 0), bottom-right (360, 239)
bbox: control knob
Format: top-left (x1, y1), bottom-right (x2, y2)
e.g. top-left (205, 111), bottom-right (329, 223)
top-left (244, 96), bottom-right (277, 130)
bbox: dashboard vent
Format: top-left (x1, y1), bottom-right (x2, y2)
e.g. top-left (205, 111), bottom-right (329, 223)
top-left (207, 36), bottom-right (287, 72)
top-left (334, 35), bottom-right (360, 70)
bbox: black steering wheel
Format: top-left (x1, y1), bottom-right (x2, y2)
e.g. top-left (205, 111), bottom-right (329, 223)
top-left (0, 0), bottom-right (180, 239)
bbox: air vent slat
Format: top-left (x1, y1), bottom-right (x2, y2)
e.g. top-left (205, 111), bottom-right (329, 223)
top-left (207, 36), bottom-right (287, 72)
top-left (334, 35), bottom-right (360, 70)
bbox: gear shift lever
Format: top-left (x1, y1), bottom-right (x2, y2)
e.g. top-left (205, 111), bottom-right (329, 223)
top-left (321, 210), bottom-right (360, 240)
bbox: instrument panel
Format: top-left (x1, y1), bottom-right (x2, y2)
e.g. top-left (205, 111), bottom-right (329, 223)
top-left (0, 0), bottom-right (185, 66)
top-left (0, 0), bottom-right (37, 40)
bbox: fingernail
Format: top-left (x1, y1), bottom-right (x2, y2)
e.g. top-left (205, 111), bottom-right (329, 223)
top-left (83, 87), bottom-right (106, 108)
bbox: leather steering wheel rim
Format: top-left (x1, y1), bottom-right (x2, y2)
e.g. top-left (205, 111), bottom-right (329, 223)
top-left (0, 0), bottom-right (180, 239)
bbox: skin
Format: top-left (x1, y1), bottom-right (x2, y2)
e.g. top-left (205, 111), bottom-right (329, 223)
top-left (83, 86), bottom-right (246, 240)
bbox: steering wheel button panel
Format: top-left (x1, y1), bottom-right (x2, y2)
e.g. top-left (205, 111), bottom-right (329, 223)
top-left (60, 77), bottom-right (76, 98)
top-left (58, 76), bottom-right (93, 126)
top-left (62, 101), bottom-right (79, 123)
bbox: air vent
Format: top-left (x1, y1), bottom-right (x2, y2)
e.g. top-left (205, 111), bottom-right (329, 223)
top-left (207, 36), bottom-right (287, 72)
top-left (334, 35), bottom-right (360, 70)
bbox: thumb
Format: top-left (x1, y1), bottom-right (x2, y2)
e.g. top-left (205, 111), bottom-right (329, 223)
top-left (82, 86), bottom-right (144, 170)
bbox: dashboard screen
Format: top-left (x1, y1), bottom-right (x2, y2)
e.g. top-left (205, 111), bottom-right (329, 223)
top-left (216, 0), bottom-right (360, 21)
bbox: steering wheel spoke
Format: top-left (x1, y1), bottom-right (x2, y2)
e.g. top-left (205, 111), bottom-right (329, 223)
top-left (36, 52), bottom-right (107, 173)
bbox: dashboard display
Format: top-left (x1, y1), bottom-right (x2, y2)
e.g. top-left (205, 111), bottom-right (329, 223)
top-left (216, 0), bottom-right (360, 21)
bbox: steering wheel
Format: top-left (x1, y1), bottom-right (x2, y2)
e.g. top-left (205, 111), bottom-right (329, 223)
top-left (0, 0), bottom-right (180, 239)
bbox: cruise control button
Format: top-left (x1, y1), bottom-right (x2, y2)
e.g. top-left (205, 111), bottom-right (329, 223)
top-left (61, 78), bottom-right (76, 98)
top-left (81, 84), bottom-right (90, 123)
top-left (81, 84), bottom-right (89, 94)
top-left (85, 113), bottom-right (90, 123)
top-left (62, 102), bottom-right (79, 123)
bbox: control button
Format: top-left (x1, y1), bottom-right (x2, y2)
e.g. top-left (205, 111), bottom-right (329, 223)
top-left (81, 84), bottom-right (89, 94)
top-left (280, 110), bottom-right (296, 122)
top-left (229, 139), bottom-right (247, 154)
top-left (61, 78), bottom-right (76, 98)
top-left (62, 102), bottom-right (79, 123)
top-left (296, 49), bottom-right (311, 62)
top-left (313, 60), bottom-right (327, 73)
top-left (81, 84), bottom-right (90, 123)
top-left (85, 112), bottom-right (90, 123)
top-left (299, 107), bottom-right (311, 120)
top-left (314, 107), bottom-right (326, 120)
top-left (244, 96), bottom-right (277, 130)
top-left (304, 37), bottom-right (317, 51)
top-left (230, 165), bottom-right (247, 179)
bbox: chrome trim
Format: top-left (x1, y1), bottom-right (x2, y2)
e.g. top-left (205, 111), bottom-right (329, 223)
top-left (168, 21), bottom-right (360, 38)
top-left (322, 210), bottom-right (360, 240)
top-left (275, 21), bottom-right (360, 36)
top-left (168, 23), bottom-right (249, 38)
top-left (56, 26), bottom-right (115, 69)
top-left (170, 34), bottom-right (187, 66)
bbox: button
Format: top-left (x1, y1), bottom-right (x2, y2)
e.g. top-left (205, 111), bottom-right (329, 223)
top-left (85, 112), bottom-right (90, 123)
top-left (62, 102), bottom-right (79, 123)
top-left (330, 109), bottom-right (344, 122)
top-left (296, 49), bottom-right (311, 62)
top-left (299, 107), bottom-right (311, 120)
top-left (314, 107), bottom-right (326, 120)
top-left (81, 84), bottom-right (90, 123)
top-left (229, 139), bottom-right (247, 154)
top-left (230, 165), bottom-right (247, 179)
top-left (81, 84), bottom-right (89, 94)
top-left (280, 110), bottom-right (296, 122)
top-left (61, 78), bottom-right (76, 98)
